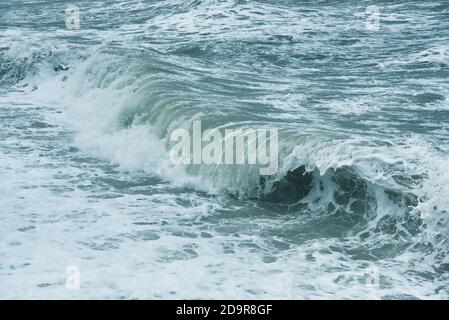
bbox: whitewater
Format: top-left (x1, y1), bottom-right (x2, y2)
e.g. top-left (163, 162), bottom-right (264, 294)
top-left (0, 0), bottom-right (448, 299)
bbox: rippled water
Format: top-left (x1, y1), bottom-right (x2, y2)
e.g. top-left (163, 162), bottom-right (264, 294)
top-left (1, 0), bottom-right (448, 299)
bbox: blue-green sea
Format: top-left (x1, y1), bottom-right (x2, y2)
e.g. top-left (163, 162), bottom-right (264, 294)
top-left (0, 0), bottom-right (448, 299)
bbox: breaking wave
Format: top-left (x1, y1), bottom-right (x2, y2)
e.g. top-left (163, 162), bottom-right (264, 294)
top-left (3, 44), bottom-right (448, 275)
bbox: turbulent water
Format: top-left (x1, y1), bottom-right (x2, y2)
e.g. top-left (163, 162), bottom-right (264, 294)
top-left (1, 0), bottom-right (449, 299)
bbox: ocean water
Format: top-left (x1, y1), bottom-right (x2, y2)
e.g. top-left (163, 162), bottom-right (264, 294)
top-left (1, 0), bottom-right (448, 299)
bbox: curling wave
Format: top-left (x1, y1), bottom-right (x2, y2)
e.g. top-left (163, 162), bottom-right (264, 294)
top-left (4, 46), bottom-right (447, 272)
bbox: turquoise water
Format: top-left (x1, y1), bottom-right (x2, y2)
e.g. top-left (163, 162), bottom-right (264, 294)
top-left (0, 0), bottom-right (448, 299)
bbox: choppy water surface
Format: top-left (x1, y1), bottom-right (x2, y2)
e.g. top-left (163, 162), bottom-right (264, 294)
top-left (1, 0), bottom-right (448, 299)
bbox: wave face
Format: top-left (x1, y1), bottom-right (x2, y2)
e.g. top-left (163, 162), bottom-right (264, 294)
top-left (1, 0), bottom-right (449, 299)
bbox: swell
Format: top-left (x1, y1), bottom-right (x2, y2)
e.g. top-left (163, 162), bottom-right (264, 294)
top-left (5, 47), bottom-right (449, 268)
top-left (0, 48), bottom-right (437, 198)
